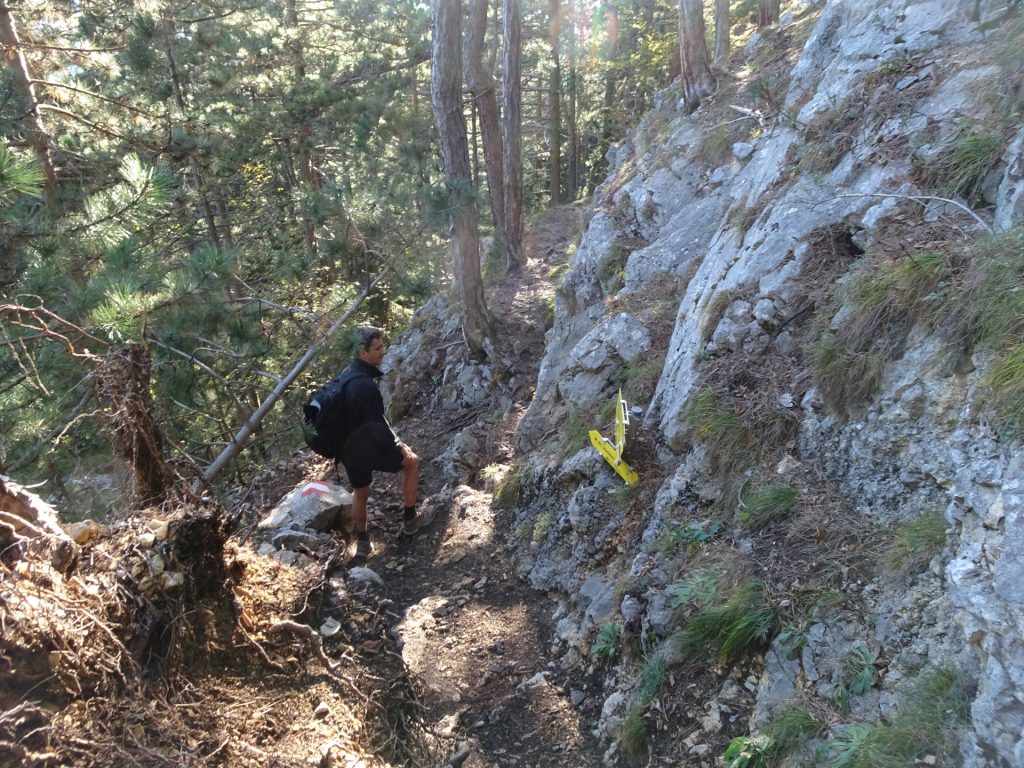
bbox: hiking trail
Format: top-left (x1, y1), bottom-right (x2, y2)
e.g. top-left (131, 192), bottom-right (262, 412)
top-left (316, 205), bottom-right (605, 767)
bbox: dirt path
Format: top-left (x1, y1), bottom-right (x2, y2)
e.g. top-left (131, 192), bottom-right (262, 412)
top-left (347, 206), bottom-right (605, 767)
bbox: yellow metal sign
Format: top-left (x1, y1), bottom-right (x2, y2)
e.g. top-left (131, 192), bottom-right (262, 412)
top-left (589, 389), bottom-right (638, 486)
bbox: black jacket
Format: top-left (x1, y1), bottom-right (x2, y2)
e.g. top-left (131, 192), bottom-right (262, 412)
top-left (340, 358), bottom-right (401, 454)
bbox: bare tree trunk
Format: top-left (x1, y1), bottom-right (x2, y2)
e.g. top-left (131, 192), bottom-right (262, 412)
top-left (713, 0), bottom-right (730, 65)
top-left (757, 0), bottom-right (780, 28)
top-left (678, 0), bottom-right (712, 111)
top-left (0, 6), bottom-right (57, 208)
top-left (502, 0), bottom-right (524, 271)
top-left (548, 0), bottom-right (562, 206)
top-left (566, 0), bottom-right (579, 199)
top-left (465, 0), bottom-right (506, 238)
top-left (432, 0), bottom-right (495, 359)
top-left (286, 0), bottom-right (321, 267)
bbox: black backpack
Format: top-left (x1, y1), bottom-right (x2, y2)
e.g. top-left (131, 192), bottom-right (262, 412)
top-left (302, 370), bottom-right (359, 460)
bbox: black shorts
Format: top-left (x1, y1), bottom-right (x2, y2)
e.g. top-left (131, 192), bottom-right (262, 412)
top-left (341, 438), bottom-right (404, 489)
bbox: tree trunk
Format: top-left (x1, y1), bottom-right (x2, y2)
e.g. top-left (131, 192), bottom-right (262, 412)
top-left (566, 0), bottom-right (579, 199)
top-left (713, 0), bottom-right (730, 65)
top-left (757, 0), bottom-right (780, 28)
top-left (431, 0), bottom-right (495, 359)
top-left (548, 0), bottom-right (562, 206)
top-left (464, 0), bottom-right (505, 238)
top-left (0, 6), bottom-right (57, 208)
top-left (286, 0), bottom-right (320, 267)
top-left (678, 0), bottom-right (712, 111)
top-left (501, 0), bottom-right (524, 271)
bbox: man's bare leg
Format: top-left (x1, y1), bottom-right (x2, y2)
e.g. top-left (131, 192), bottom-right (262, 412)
top-left (401, 450), bottom-right (420, 509)
top-left (352, 485), bottom-right (370, 534)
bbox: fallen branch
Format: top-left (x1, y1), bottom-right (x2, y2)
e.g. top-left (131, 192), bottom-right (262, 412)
top-left (191, 267), bottom-right (391, 493)
top-left (832, 191), bottom-right (992, 233)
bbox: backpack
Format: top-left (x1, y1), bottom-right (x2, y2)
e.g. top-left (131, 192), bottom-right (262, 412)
top-left (302, 370), bottom-right (359, 460)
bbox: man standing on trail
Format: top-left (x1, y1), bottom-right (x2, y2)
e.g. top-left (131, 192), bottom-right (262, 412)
top-left (339, 327), bottom-right (433, 561)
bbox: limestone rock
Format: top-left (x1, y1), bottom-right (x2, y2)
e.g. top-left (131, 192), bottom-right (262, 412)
top-left (259, 480), bottom-right (352, 533)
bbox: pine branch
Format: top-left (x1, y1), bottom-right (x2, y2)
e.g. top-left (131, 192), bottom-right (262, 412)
top-left (19, 42), bottom-right (123, 53)
top-left (35, 104), bottom-right (161, 151)
top-left (31, 79), bottom-right (165, 118)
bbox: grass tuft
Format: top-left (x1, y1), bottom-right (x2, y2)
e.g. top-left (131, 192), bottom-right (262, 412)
top-left (740, 484), bottom-right (799, 530)
top-left (638, 654), bottom-right (667, 705)
top-left (765, 703), bottom-right (824, 755)
top-left (531, 510), bottom-right (554, 543)
top-left (685, 388), bottom-right (759, 479)
top-left (618, 706), bottom-right (649, 762)
top-left (675, 580), bottom-right (776, 664)
top-left (882, 512), bottom-right (946, 576)
top-left (559, 406), bottom-right (591, 458)
top-left (823, 666), bottom-right (972, 768)
top-left (809, 250), bottom-right (951, 411)
top-left (921, 122), bottom-right (1004, 203)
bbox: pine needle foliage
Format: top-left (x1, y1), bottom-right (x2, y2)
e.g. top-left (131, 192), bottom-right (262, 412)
top-left (0, 142), bottom-right (44, 205)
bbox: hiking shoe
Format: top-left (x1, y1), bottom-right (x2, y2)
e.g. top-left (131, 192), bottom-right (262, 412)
top-left (352, 537), bottom-right (372, 561)
top-left (400, 506), bottom-right (436, 536)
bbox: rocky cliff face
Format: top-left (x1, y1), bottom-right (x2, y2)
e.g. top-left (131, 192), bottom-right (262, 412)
top-left (511, 0), bottom-right (1024, 764)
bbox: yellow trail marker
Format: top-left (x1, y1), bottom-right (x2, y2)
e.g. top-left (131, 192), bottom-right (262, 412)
top-left (589, 389), bottom-right (639, 486)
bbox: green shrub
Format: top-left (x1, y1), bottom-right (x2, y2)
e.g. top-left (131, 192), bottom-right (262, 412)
top-left (591, 622), bottom-right (621, 661)
top-left (724, 735), bottom-right (774, 768)
top-left (842, 646), bottom-right (877, 696)
top-left (656, 519), bottom-right (722, 553)
top-left (740, 484), bottom-right (799, 530)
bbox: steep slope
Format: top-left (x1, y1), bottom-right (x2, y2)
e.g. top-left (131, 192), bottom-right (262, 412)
top-left (501, 1), bottom-right (1024, 766)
